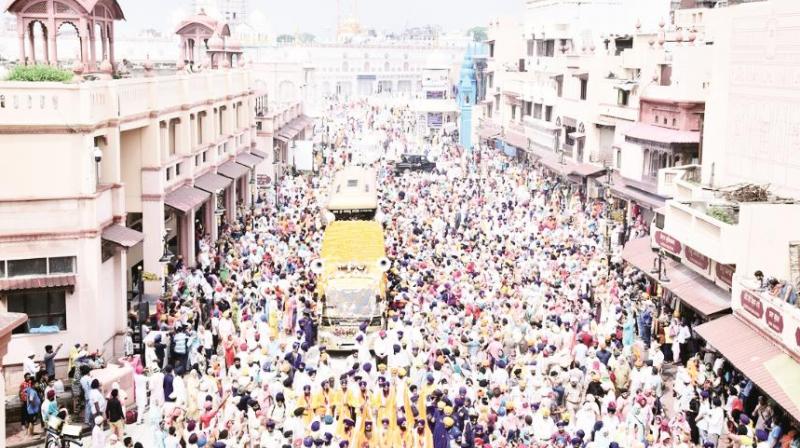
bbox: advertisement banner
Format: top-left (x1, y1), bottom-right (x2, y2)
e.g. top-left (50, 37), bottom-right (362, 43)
top-left (733, 284), bottom-right (800, 356)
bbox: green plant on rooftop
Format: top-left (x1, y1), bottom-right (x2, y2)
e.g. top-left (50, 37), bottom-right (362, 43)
top-left (5, 65), bottom-right (73, 82)
top-left (706, 205), bottom-right (736, 225)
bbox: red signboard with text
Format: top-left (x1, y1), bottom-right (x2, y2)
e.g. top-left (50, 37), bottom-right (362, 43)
top-left (740, 290), bottom-right (765, 319)
top-left (655, 231), bottom-right (682, 255)
top-left (715, 263), bottom-right (735, 287)
top-left (685, 246), bottom-right (710, 271)
top-left (765, 307), bottom-right (784, 333)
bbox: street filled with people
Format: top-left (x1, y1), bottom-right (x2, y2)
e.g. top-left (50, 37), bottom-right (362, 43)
top-left (21, 99), bottom-right (800, 448)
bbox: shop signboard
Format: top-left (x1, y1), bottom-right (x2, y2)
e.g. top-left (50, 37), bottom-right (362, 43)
top-left (733, 283), bottom-right (800, 357)
top-left (654, 230), bottom-right (682, 255)
top-left (428, 112), bottom-right (443, 128)
top-left (715, 263), bottom-right (735, 287)
top-left (685, 246), bottom-right (710, 271)
top-left (740, 289), bottom-right (764, 319)
top-left (766, 307), bottom-right (784, 333)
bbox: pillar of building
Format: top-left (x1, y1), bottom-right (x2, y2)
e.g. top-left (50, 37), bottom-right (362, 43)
top-left (226, 183), bottom-right (236, 223)
top-left (79, 18), bottom-right (90, 72)
top-left (17, 20), bottom-right (25, 64)
top-left (28, 25), bottom-right (35, 63)
top-left (142, 198), bottom-right (167, 295)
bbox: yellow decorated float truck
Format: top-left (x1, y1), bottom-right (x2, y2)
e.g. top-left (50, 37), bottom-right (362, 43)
top-left (313, 167), bottom-right (390, 350)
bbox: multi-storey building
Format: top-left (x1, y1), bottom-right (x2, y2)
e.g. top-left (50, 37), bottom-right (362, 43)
top-left (621, 0), bottom-right (800, 423)
top-left (0, 1), bottom-right (309, 387)
top-left (249, 41), bottom-right (466, 104)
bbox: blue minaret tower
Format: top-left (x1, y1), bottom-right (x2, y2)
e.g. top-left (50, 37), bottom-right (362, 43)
top-left (457, 45), bottom-right (478, 152)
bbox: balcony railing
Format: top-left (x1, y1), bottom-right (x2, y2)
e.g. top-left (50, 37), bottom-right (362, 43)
top-left (733, 280), bottom-right (800, 358)
top-left (657, 164), bottom-right (701, 198)
top-left (0, 69), bottom-right (253, 127)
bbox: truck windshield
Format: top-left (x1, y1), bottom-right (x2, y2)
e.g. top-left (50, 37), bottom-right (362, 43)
top-left (324, 288), bottom-right (377, 319)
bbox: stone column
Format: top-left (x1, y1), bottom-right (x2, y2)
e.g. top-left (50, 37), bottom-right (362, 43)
top-left (101, 25), bottom-right (108, 62)
top-left (108, 23), bottom-right (116, 69)
top-left (17, 19), bottom-right (26, 65)
top-left (142, 198), bottom-right (166, 296)
top-left (79, 18), bottom-right (90, 72)
top-left (226, 182), bottom-right (236, 222)
top-left (28, 24), bottom-right (36, 63)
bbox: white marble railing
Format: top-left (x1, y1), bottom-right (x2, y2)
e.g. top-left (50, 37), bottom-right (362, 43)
top-left (0, 69), bottom-right (253, 127)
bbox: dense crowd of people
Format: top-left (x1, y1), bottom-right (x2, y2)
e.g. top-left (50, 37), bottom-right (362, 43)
top-left (22, 99), bottom-right (800, 448)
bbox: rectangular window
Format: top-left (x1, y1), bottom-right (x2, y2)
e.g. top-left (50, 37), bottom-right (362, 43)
top-left (525, 101), bottom-right (532, 117)
top-left (48, 257), bottom-right (74, 274)
top-left (580, 78), bottom-right (588, 101)
top-left (545, 105), bottom-right (553, 122)
top-left (0, 260), bottom-right (5, 277)
top-left (537, 40), bottom-right (555, 57)
top-left (527, 39), bottom-right (535, 57)
top-left (198, 112), bottom-right (205, 144)
top-left (168, 118), bottom-right (179, 156)
top-left (166, 167), bottom-right (173, 181)
top-left (511, 105), bottom-right (516, 120)
top-left (7, 258), bottom-right (47, 277)
top-left (195, 155), bottom-right (201, 167)
top-left (7, 289), bottom-right (67, 334)
top-left (618, 89), bottom-right (630, 106)
top-left (176, 163), bottom-right (182, 177)
top-left (555, 77), bottom-right (563, 97)
top-left (533, 103), bottom-right (543, 119)
top-left (489, 43), bottom-right (495, 58)
top-left (203, 150), bottom-right (208, 162)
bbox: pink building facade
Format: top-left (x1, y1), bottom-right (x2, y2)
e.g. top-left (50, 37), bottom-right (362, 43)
top-left (0, 3), bottom-right (311, 386)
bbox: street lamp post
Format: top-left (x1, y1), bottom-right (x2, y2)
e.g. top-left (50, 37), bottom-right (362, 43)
top-left (249, 167), bottom-right (256, 216)
top-left (650, 249), bottom-right (671, 283)
top-left (159, 229), bottom-right (174, 293)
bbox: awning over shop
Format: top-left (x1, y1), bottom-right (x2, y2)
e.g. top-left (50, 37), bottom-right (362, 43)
top-left (478, 122), bottom-right (502, 139)
top-left (529, 146), bottom-right (605, 178)
top-left (102, 224), bottom-right (144, 248)
top-left (0, 274), bottom-right (76, 292)
top-left (217, 160), bottom-right (250, 179)
top-left (609, 173), bottom-right (666, 210)
top-left (695, 315), bottom-right (800, 422)
top-left (274, 135), bottom-right (289, 144)
top-left (502, 131), bottom-right (528, 150)
top-left (164, 186), bottom-right (210, 214)
top-left (235, 152), bottom-right (263, 169)
top-left (250, 149), bottom-right (269, 159)
top-left (568, 132), bottom-right (585, 139)
top-left (194, 172), bottom-right (232, 193)
top-left (623, 122), bottom-right (700, 144)
top-left (621, 237), bottom-right (731, 317)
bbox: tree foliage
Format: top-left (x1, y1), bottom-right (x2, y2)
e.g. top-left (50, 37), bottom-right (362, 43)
top-left (468, 27), bottom-right (488, 42)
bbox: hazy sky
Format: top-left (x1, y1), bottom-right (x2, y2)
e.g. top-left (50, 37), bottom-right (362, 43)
top-left (116, 0), bottom-right (523, 37)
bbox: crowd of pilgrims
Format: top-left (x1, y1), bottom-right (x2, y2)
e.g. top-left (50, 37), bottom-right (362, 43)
top-left (63, 99), bottom-right (798, 448)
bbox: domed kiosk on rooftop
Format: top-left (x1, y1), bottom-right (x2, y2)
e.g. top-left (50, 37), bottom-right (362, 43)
top-left (175, 9), bottom-right (241, 69)
top-left (4, 0), bottom-right (125, 73)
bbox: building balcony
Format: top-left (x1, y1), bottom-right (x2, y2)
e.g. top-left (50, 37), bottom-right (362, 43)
top-left (661, 199), bottom-right (740, 265)
top-left (598, 102), bottom-right (639, 123)
top-left (0, 69), bottom-right (253, 128)
top-left (657, 164), bottom-right (701, 198)
top-left (732, 279), bottom-right (800, 359)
